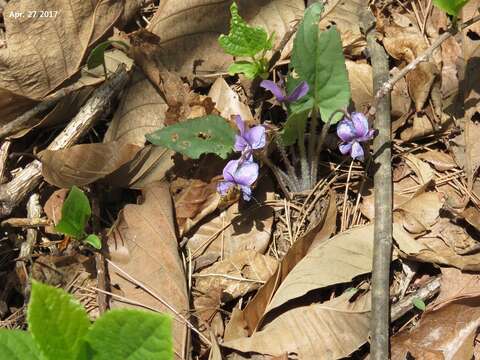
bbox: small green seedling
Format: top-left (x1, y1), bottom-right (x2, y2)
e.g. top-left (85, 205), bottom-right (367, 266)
top-left (412, 297), bottom-right (427, 311)
top-left (55, 186), bottom-right (102, 249)
top-left (432, 0), bottom-right (470, 17)
top-left (146, 114), bottom-right (236, 159)
top-left (87, 40), bottom-right (129, 79)
top-left (0, 281), bottom-right (173, 360)
top-left (218, 2), bottom-right (274, 79)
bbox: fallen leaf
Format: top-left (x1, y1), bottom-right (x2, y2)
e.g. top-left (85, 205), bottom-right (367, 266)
top-left (224, 191), bottom-right (335, 338)
top-left (145, 0), bottom-right (304, 78)
top-left (187, 184), bottom-right (274, 270)
top-left (43, 188), bottom-right (69, 234)
top-left (208, 78), bottom-right (253, 123)
top-left (417, 150), bottom-right (457, 172)
top-left (319, 0), bottom-right (368, 56)
top-left (264, 224), bottom-right (376, 316)
top-left (383, 22), bottom-right (439, 111)
top-left (395, 192), bottom-right (444, 234)
top-left (106, 181), bottom-right (189, 356)
top-left (38, 142), bottom-right (142, 188)
top-left (404, 154), bottom-right (435, 194)
top-left (391, 297), bottom-right (480, 360)
top-left (394, 222), bottom-right (480, 270)
top-left (223, 290), bottom-right (371, 360)
top-left (193, 250), bottom-right (278, 324)
top-left (400, 114), bottom-right (435, 141)
top-left (434, 267), bottom-right (480, 308)
top-left (0, 0), bottom-right (124, 124)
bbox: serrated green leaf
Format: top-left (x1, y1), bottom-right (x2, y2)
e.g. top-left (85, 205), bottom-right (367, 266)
top-left (55, 186), bottom-right (91, 239)
top-left (28, 281), bottom-right (91, 360)
top-left (0, 330), bottom-right (44, 360)
top-left (85, 309), bottom-right (173, 360)
top-left (84, 234), bottom-right (101, 249)
top-left (412, 297), bottom-right (426, 311)
top-left (291, 3), bottom-right (351, 124)
top-left (228, 61), bottom-right (261, 79)
top-left (87, 40), bottom-right (129, 69)
top-left (146, 115), bottom-right (236, 159)
top-left (432, 0), bottom-right (470, 16)
top-left (281, 109), bottom-right (310, 146)
top-left (218, 2), bottom-right (272, 57)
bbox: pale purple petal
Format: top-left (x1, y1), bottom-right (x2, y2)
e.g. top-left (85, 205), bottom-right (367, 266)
top-left (217, 181), bottom-right (234, 196)
top-left (285, 81), bottom-right (309, 102)
top-left (350, 141), bottom-right (365, 160)
top-left (234, 135), bottom-right (249, 152)
top-left (235, 115), bottom-right (246, 136)
top-left (244, 125), bottom-right (266, 150)
top-left (233, 160), bottom-right (259, 186)
top-left (222, 159), bottom-right (240, 181)
top-left (351, 112), bottom-right (370, 138)
top-left (239, 185), bottom-right (252, 201)
top-left (260, 80), bottom-right (287, 102)
top-left (339, 142), bottom-right (352, 155)
top-left (337, 120), bottom-right (356, 143)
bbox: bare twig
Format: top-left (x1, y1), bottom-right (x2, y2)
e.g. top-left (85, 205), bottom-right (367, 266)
top-left (374, 13), bottom-right (480, 102)
top-left (0, 140), bottom-right (10, 184)
top-left (362, 9), bottom-right (393, 360)
top-left (0, 67), bottom-right (129, 218)
top-left (1, 217), bottom-right (50, 228)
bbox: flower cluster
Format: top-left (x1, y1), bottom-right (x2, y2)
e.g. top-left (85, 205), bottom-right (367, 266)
top-left (217, 116), bottom-right (266, 201)
top-left (336, 112), bottom-right (374, 161)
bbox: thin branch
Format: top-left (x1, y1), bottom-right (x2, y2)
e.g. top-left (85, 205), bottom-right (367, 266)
top-left (362, 9), bottom-right (393, 360)
top-left (375, 13), bottom-right (480, 102)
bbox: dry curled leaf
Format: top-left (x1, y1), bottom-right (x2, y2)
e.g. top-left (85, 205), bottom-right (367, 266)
top-left (106, 181), bottom-right (189, 356)
top-left (208, 78), bottom-right (253, 123)
top-left (0, 0), bottom-right (124, 124)
top-left (38, 142), bottom-right (142, 188)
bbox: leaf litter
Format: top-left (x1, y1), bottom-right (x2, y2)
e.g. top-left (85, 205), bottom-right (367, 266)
top-left (2, 0), bottom-right (480, 359)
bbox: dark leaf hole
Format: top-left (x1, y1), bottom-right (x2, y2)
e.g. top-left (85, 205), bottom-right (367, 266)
top-left (197, 132), bottom-right (211, 140)
top-left (467, 30), bottom-right (480, 41)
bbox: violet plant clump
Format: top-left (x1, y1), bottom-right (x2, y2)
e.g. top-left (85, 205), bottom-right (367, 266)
top-left (337, 112), bottom-right (375, 161)
top-left (217, 116), bottom-right (266, 201)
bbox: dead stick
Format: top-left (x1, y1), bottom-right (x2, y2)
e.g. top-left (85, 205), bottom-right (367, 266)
top-left (362, 9), bottom-right (393, 359)
top-left (0, 66), bottom-right (129, 218)
top-left (375, 13), bottom-right (480, 102)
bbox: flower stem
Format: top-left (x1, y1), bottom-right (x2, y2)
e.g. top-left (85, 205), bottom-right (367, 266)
top-left (275, 135), bottom-right (300, 192)
top-left (258, 153), bottom-right (292, 200)
top-left (307, 107), bottom-right (318, 164)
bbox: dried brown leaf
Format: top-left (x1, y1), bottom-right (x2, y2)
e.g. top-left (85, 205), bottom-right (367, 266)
top-left (391, 297), bottom-right (480, 360)
top-left (223, 290), bottom-right (371, 360)
top-left (38, 142), bottom-right (142, 188)
top-left (434, 268), bottom-right (480, 308)
top-left (0, 0), bottom-right (123, 124)
top-left (417, 150), bottom-right (457, 172)
top-left (208, 78), bottom-right (253, 123)
top-left (106, 181), bottom-right (189, 356)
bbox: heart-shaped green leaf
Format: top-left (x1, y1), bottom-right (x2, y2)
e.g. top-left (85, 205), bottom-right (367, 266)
top-left (55, 186), bottom-right (91, 239)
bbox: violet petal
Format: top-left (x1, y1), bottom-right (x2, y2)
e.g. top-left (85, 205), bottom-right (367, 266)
top-left (222, 159), bottom-right (240, 182)
top-left (339, 142), bottom-right (352, 155)
top-left (234, 135), bottom-right (249, 152)
top-left (239, 185), bottom-right (253, 201)
top-left (235, 115), bottom-right (246, 136)
top-left (351, 112), bottom-right (370, 138)
top-left (244, 125), bottom-right (266, 150)
top-left (217, 181), bottom-right (234, 196)
top-left (285, 81), bottom-right (309, 102)
top-left (350, 141), bottom-right (365, 160)
top-left (337, 120), bottom-right (356, 143)
top-left (233, 160), bottom-right (259, 186)
top-left (260, 80), bottom-right (287, 102)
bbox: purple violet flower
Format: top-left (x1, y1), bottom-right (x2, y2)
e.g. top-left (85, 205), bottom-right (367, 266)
top-left (217, 158), bottom-right (259, 201)
top-left (260, 79), bottom-right (309, 103)
top-left (337, 112), bottom-right (375, 161)
top-left (234, 115), bottom-right (266, 154)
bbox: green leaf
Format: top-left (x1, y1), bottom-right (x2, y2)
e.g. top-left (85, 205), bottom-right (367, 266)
top-left (291, 3), bottom-right (351, 124)
top-left (281, 109), bottom-right (310, 146)
top-left (432, 0), bottom-right (470, 16)
top-left (218, 2), bottom-right (272, 57)
top-left (228, 61), bottom-right (262, 79)
top-left (55, 186), bottom-right (91, 239)
top-left (146, 115), bottom-right (236, 159)
top-left (87, 40), bottom-right (129, 69)
top-left (28, 281), bottom-right (91, 360)
top-left (84, 234), bottom-right (101, 249)
top-left (0, 330), bottom-right (44, 360)
top-left (85, 309), bottom-right (173, 360)
top-left (412, 297), bottom-right (426, 311)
